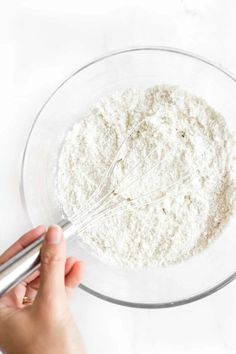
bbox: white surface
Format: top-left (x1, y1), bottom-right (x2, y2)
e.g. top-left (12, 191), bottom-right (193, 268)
top-left (1, 0), bottom-right (236, 353)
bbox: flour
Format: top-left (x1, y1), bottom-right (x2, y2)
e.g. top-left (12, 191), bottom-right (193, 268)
top-left (57, 85), bottom-right (235, 267)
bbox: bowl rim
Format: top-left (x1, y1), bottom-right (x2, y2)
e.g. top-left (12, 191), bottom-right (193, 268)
top-left (20, 45), bottom-right (236, 308)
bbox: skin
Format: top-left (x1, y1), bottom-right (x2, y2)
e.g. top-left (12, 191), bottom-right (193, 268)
top-left (0, 225), bottom-right (86, 354)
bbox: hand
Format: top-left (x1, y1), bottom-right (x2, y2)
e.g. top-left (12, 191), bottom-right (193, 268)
top-left (0, 225), bottom-right (86, 354)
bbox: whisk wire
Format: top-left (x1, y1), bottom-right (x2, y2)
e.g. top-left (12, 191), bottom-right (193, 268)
top-left (69, 116), bottom-right (189, 235)
top-left (72, 117), bottom-right (151, 220)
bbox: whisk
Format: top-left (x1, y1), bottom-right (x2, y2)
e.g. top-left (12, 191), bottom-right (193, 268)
top-left (0, 117), bottom-right (188, 297)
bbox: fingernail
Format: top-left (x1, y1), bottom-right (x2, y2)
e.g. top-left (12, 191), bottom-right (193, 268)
top-left (46, 225), bottom-right (62, 244)
top-left (34, 225), bottom-right (46, 235)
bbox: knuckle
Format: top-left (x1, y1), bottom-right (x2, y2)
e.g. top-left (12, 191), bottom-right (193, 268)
top-left (41, 250), bottom-right (64, 265)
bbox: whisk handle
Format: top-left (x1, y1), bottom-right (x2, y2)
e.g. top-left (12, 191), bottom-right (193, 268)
top-left (0, 220), bottom-right (75, 297)
top-left (0, 236), bottom-right (43, 297)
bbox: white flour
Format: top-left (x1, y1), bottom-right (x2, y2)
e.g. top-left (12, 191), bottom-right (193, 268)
top-left (57, 85), bottom-right (235, 267)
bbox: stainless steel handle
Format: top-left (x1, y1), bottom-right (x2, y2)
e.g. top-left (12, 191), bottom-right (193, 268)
top-left (0, 220), bottom-right (76, 297)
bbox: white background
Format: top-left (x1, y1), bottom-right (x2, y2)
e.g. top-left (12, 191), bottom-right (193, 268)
top-left (1, 1), bottom-right (236, 353)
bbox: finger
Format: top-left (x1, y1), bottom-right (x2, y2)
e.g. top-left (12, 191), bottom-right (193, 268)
top-left (16, 270), bottom-right (40, 305)
top-left (0, 225), bottom-right (46, 265)
top-left (27, 276), bottom-right (41, 292)
top-left (65, 261), bottom-right (85, 289)
top-left (24, 276), bottom-right (41, 305)
top-left (24, 269), bottom-right (40, 284)
top-left (65, 256), bottom-right (79, 275)
top-left (35, 225), bottom-right (66, 305)
top-left (25, 258), bottom-right (82, 304)
top-left (23, 257), bottom-right (77, 299)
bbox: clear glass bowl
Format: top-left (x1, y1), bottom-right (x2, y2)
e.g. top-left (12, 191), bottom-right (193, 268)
top-left (21, 47), bottom-right (236, 308)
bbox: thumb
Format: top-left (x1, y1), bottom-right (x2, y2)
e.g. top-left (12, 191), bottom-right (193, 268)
top-left (35, 225), bottom-right (67, 305)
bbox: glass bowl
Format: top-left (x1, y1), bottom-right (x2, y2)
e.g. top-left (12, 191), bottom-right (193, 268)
top-left (21, 47), bottom-right (236, 308)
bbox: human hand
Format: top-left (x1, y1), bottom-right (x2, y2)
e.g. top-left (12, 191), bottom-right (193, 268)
top-left (0, 225), bottom-right (86, 354)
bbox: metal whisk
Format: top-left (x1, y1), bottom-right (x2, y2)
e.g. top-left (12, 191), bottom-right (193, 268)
top-left (0, 117), bottom-right (188, 296)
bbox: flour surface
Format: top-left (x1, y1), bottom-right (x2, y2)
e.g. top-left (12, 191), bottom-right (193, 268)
top-left (57, 85), bottom-right (235, 267)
